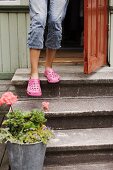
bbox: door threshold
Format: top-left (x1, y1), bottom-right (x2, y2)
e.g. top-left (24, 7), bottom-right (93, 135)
top-left (39, 57), bottom-right (83, 65)
top-left (40, 51), bottom-right (84, 65)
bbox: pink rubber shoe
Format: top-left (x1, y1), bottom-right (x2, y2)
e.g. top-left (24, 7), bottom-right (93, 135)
top-left (44, 68), bottom-right (60, 83)
top-left (27, 79), bottom-right (42, 97)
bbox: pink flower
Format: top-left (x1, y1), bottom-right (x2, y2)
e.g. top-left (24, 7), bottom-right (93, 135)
top-left (1, 92), bottom-right (18, 106)
top-left (42, 101), bottom-right (49, 112)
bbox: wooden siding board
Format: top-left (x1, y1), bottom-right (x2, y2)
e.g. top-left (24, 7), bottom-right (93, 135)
top-left (17, 13), bottom-right (27, 68)
top-left (0, 149), bottom-right (9, 170)
top-left (26, 13), bottom-right (30, 68)
top-left (0, 114), bottom-right (8, 170)
top-left (0, 144), bottom-right (6, 166)
top-left (9, 13), bottom-right (19, 73)
top-left (0, 15), bottom-right (3, 72)
top-left (109, 14), bottom-right (113, 66)
top-left (0, 13), bottom-right (10, 72)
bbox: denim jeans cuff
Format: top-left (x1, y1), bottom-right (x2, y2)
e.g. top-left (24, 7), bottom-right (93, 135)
top-left (45, 44), bottom-right (61, 50)
top-left (28, 45), bottom-right (43, 50)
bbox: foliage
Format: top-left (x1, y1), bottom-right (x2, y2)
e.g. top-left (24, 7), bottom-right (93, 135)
top-left (0, 92), bottom-right (54, 144)
top-left (0, 109), bottom-right (54, 144)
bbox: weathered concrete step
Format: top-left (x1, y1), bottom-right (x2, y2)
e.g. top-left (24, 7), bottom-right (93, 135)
top-left (3, 156), bottom-right (113, 170)
top-left (2, 128), bottom-right (113, 168)
top-left (47, 128), bottom-right (113, 151)
top-left (44, 162), bottom-right (113, 170)
top-left (11, 66), bottom-right (113, 98)
top-left (13, 97), bottom-right (113, 129)
top-left (45, 128), bottom-right (113, 166)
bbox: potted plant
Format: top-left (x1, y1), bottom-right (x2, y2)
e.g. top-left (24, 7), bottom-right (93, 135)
top-left (0, 92), bottom-right (54, 170)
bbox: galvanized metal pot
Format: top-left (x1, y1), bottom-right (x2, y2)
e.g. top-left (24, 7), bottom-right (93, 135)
top-left (7, 141), bottom-right (46, 170)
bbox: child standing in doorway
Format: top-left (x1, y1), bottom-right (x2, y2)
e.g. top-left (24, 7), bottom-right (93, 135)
top-left (27, 0), bottom-right (69, 96)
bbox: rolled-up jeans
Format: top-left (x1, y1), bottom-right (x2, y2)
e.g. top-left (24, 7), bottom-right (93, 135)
top-left (27, 0), bottom-right (69, 49)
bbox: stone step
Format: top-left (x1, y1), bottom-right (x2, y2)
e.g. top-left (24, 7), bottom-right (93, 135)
top-left (7, 162), bottom-right (113, 170)
top-left (45, 128), bottom-right (113, 166)
top-left (44, 162), bottom-right (113, 170)
top-left (11, 66), bottom-right (113, 98)
top-left (12, 97), bottom-right (113, 129)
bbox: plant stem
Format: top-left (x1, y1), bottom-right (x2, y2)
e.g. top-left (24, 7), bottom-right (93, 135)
top-left (10, 105), bottom-right (13, 113)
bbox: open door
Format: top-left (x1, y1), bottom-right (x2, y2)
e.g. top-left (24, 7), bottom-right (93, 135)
top-left (84, 0), bottom-right (108, 74)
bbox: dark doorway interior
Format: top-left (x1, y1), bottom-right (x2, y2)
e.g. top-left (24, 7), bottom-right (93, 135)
top-left (62, 0), bottom-right (84, 50)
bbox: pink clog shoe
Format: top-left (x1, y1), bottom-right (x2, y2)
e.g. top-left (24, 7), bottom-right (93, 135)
top-left (27, 79), bottom-right (42, 97)
top-left (44, 68), bottom-right (60, 83)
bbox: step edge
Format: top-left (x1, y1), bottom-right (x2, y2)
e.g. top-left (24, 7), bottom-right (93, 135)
top-left (46, 144), bottom-right (113, 152)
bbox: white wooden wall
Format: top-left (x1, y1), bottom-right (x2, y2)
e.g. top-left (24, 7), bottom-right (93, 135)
top-left (0, 12), bottom-right (30, 73)
top-left (0, 0), bottom-right (29, 74)
top-left (0, 11), bottom-right (30, 74)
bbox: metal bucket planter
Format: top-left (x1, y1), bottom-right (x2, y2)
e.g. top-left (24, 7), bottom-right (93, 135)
top-left (7, 141), bottom-right (46, 170)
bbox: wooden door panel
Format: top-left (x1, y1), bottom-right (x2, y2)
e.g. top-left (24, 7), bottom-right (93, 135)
top-left (84, 0), bottom-right (108, 74)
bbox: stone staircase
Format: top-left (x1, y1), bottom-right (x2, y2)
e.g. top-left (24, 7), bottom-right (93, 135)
top-left (11, 65), bottom-right (113, 170)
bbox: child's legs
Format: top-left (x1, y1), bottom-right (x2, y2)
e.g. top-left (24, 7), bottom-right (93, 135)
top-left (30, 49), bottom-right (40, 78)
top-left (45, 0), bottom-right (69, 49)
top-left (45, 0), bottom-right (69, 69)
top-left (28, 0), bottom-right (48, 78)
top-left (45, 48), bottom-right (56, 69)
top-left (28, 0), bottom-right (48, 49)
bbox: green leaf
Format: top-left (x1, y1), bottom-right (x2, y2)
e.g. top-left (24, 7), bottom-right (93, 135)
top-left (0, 109), bottom-right (54, 144)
